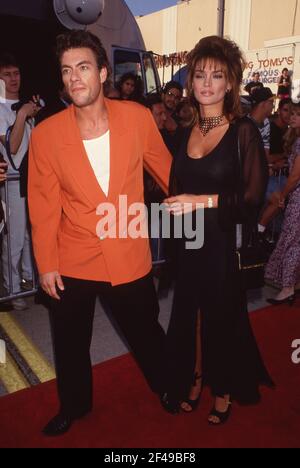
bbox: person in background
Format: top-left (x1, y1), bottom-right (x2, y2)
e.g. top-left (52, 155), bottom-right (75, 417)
top-left (35, 85), bottom-right (71, 124)
top-left (146, 93), bottom-right (182, 157)
top-left (244, 71), bottom-right (263, 95)
top-left (146, 94), bottom-right (167, 131)
top-left (277, 68), bottom-right (291, 101)
top-left (176, 98), bottom-right (194, 128)
top-left (248, 87), bottom-right (276, 161)
top-left (258, 98), bottom-right (291, 235)
top-left (161, 80), bottom-right (183, 133)
top-left (0, 53), bottom-right (39, 310)
top-left (161, 35), bottom-right (273, 424)
top-left (145, 93), bottom-right (177, 296)
top-left (269, 98), bottom-right (291, 166)
top-left (265, 101), bottom-right (300, 304)
top-left (116, 72), bottom-right (144, 104)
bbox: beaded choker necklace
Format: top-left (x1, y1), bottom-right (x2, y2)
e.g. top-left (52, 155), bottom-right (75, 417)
top-left (199, 115), bottom-right (224, 136)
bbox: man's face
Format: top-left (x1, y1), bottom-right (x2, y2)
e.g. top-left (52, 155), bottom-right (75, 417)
top-left (262, 98), bottom-right (274, 117)
top-left (151, 102), bottom-right (167, 129)
top-left (61, 47), bottom-right (107, 108)
top-left (162, 87), bottom-right (182, 112)
top-left (253, 73), bottom-right (260, 82)
top-left (0, 66), bottom-right (21, 98)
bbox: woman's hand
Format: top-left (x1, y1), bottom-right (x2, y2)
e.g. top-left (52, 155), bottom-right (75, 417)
top-left (278, 194), bottom-right (286, 209)
top-left (269, 191), bottom-right (285, 209)
top-left (164, 194), bottom-right (218, 215)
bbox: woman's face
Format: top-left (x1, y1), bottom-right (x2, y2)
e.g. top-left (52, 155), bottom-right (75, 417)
top-left (192, 59), bottom-right (231, 109)
top-left (290, 107), bottom-right (300, 130)
top-left (121, 79), bottom-right (135, 98)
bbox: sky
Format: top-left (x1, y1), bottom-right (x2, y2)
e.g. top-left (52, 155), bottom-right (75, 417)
top-left (125, 0), bottom-right (177, 16)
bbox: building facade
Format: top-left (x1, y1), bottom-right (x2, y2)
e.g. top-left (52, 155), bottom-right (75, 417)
top-left (136, 0), bottom-right (300, 99)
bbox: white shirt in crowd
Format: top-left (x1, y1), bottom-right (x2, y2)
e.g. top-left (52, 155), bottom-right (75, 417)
top-left (0, 99), bottom-right (33, 174)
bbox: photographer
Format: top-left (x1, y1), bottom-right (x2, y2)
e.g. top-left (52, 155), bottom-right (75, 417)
top-left (0, 53), bottom-right (40, 310)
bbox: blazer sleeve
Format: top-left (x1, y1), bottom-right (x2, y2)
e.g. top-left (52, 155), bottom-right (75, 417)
top-left (28, 128), bottom-right (62, 274)
top-left (142, 109), bottom-right (173, 195)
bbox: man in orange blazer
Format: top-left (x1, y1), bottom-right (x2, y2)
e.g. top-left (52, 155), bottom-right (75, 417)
top-left (28, 30), bottom-right (172, 436)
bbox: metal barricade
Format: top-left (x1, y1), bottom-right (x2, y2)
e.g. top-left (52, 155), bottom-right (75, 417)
top-left (0, 173), bottom-right (37, 303)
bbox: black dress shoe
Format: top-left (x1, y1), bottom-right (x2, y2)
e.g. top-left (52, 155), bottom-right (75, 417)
top-left (42, 413), bottom-right (74, 437)
top-left (160, 393), bottom-right (180, 414)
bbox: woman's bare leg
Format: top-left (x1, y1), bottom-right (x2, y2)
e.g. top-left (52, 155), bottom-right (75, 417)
top-left (181, 310), bottom-right (202, 412)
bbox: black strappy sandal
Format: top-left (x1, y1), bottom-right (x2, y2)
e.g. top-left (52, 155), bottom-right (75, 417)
top-left (208, 397), bottom-right (231, 425)
top-left (181, 373), bottom-right (202, 413)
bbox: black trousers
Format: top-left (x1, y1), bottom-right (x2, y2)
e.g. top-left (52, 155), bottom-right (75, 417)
top-left (49, 273), bottom-right (165, 418)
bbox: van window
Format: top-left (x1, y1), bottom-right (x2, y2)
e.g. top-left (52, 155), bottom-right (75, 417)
top-left (113, 48), bottom-right (161, 95)
top-left (113, 49), bottom-right (142, 84)
top-left (143, 53), bottom-right (159, 94)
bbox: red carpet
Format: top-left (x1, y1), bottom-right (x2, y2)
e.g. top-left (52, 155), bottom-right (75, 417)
top-left (0, 304), bottom-right (300, 448)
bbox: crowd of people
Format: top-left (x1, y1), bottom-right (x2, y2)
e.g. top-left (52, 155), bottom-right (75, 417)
top-left (0, 29), bottom-right (299, 437)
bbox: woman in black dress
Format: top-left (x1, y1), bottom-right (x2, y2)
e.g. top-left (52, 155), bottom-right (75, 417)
top-left (161, 36), bottom-right (274, 424)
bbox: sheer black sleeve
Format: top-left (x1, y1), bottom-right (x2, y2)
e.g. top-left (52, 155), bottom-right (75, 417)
top-left (218, 117), bottom-right (269, 229)
top-left (168, 127), bottom-right (190, 196)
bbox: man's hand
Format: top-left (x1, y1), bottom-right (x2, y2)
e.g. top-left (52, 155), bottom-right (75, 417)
top-left (40, 271), bottom-right (65, 300)
top-left (19, 101), bottom-right (40, 119)
top-left (19, 96), bottom-right (42, 119)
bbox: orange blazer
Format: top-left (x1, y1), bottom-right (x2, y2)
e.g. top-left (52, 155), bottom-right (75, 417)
top-left (28, 98), bottom-right (172, 285)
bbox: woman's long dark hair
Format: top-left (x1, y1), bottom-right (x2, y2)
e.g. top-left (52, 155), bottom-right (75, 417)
top-left (185, 35), bottom-right (246, 125)
top-left (284, 102), bottom-right (300, 155)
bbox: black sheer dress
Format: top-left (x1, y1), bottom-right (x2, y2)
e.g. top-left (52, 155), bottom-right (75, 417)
top-left (164, 117), bottom-right (274, 404)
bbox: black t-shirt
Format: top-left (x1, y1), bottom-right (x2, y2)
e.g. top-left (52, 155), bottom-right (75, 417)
top-left (245, 81), bottom-right (263, 94)
top-left (270, 121), bottom-right (288, 154)
top-left (277, 75), bottom-right (291, 96)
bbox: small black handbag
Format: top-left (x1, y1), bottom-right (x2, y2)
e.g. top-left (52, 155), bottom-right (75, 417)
top-left (235, 137), bottom-right (267, 290)
top-left (236, 229), bottom-right (268, 290)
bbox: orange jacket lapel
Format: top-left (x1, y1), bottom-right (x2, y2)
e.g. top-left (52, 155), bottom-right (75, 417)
top-left (61, 101), bottom-right (131, 209)
top-left (62, 105), bottom-right (108, 208)
top-left (105, 99), bottom-right (130, 204)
